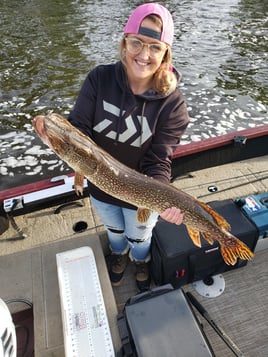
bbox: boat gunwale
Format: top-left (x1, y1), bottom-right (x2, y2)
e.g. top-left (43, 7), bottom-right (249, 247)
top-left (1, 124), bottom-right (268, 203)
top-left (173, 124), bottom-right (268, 159)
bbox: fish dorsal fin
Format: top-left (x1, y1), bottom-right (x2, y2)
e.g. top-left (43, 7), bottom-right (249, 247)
top-left (137, 208), bottom-right (152, 224)
top-left (199, 202), bottom-right (231, 231)
top-left (186, 226), bottom-right (202, 247)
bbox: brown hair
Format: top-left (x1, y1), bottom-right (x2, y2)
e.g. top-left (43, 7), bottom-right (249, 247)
top-left (119, 15), bottom-right (177, 95)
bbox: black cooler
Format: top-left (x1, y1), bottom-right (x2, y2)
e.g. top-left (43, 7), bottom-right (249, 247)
top-left (151, 199), bottom-right (259, 288)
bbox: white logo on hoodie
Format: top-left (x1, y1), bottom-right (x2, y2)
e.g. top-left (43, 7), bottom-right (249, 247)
top-left (93, 101), bottom-right (152, 147)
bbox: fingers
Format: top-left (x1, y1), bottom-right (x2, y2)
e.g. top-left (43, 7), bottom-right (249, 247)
top-left (160, 207), bottom-right (184, 225)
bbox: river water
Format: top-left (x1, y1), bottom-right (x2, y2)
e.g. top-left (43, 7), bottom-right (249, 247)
top-left (0, 0), bottom-right (268, 189)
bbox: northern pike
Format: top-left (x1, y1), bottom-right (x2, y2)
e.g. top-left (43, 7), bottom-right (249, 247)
top-left (32, 113), bottom-right (254, 266)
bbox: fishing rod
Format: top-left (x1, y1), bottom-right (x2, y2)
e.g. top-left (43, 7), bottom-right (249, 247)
top-left (174, 169), bottom-right (268, 190)
top-left (197, 174), bottom-right (268, 199)
top-left (185, 292), bottom-right (245, 357)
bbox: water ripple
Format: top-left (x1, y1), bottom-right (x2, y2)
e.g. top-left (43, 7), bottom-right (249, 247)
top-left (0, 0), bottom-right (267, 187)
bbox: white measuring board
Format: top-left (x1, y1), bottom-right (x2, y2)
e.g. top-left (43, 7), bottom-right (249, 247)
top-left (56, 246), bottom-right (115, 357)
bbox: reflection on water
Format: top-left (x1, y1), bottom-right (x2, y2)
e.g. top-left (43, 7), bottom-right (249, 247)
top-left (0, 0), bottom-right (267, 188)
top-left (1, 0), bottom-right (94, 128)
top-left (218, 0), bottom-right (268, 100)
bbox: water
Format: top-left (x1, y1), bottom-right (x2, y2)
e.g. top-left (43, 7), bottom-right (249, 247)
top-left (1, 0), bottom-right (268, 189)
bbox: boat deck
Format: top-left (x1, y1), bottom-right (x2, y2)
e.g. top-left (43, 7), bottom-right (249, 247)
top-left (0, 155), bottom-right (267, 356)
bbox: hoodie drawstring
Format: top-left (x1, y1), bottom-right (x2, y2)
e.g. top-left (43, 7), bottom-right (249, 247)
top-left (140, 101), bottom-right (147, 147)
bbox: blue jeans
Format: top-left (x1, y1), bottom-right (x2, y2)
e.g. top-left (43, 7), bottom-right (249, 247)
top-left (90, 196), bottom-right (159, 262)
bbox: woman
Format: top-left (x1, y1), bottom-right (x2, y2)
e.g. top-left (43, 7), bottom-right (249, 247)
top-left (68, 3), bottom-right (190, 291)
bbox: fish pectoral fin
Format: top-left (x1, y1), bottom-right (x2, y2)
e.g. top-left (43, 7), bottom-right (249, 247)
top-left (186, 226), bottom-right (202, 247)
top-left (220, 235), bottom-right (254, 266)
top-left (137, 208), bottom-right (152, 224)
top-left (201, 232), bottom-right (214, 245)
top-left (199, 202), bottom-right (231, 231)
top-left (74, 172), bottom-right (84, 196)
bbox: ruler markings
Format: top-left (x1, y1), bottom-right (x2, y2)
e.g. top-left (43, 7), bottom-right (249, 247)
top-left (56, 246), bottom-right (115, 357)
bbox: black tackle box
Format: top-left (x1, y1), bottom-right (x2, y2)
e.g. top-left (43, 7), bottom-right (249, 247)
top-left (151, 199), bottom-right (259, 288)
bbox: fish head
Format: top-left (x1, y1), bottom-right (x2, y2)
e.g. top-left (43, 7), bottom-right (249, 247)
top-left (32, 113), bottom-right (71, 154)
top-left (32, 113), bottom-right (98, 173)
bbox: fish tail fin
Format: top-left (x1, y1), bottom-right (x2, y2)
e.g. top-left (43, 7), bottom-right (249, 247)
top-left (220, 234), bottom-right (254, 266)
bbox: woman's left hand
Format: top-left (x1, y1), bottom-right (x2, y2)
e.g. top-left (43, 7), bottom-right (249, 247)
top-left (160, 207), bottom-right (184, 225)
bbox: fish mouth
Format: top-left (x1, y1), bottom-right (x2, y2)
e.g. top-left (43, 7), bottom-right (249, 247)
top-left (32, 115), bottom-right (52, 148)
top-left (32, 115), bottom-right (45, 136)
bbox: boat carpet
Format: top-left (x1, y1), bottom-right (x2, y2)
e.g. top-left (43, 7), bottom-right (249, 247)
top-left (111, 249), bottom-right (268, 357)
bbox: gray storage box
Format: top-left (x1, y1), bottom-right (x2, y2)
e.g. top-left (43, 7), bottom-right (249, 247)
top-left (124, 286), bottom-right (214, 357)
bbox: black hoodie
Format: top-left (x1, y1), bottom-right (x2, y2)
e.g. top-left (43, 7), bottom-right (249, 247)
top-left (68, 61), bottom-right (189, 209)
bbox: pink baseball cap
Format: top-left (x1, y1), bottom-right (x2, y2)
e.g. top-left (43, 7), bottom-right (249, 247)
top-left (124, 3), bottom-right (174, 46)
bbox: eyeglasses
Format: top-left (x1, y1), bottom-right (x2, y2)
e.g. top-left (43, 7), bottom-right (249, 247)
top-left (125, 37), bottom-right (167, 58)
